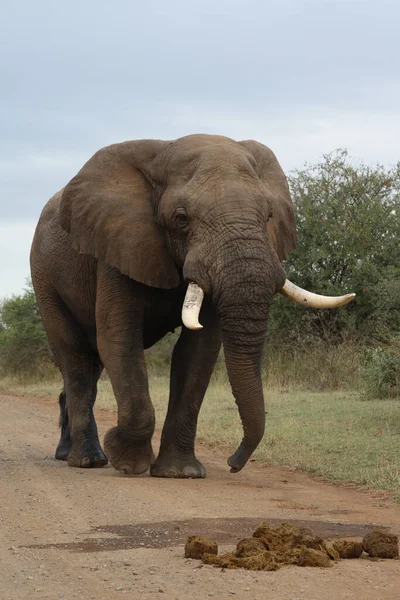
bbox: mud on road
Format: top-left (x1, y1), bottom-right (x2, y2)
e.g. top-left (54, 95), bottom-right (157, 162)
top-left (1, 393), bottom-right (399, 600)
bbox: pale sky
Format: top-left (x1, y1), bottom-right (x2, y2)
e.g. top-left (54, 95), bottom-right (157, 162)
top-left (1, 0), bottom-right (399, 298)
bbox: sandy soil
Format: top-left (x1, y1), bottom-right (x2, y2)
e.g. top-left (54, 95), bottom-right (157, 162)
top-left (1, 392), bottom-right (399, 600)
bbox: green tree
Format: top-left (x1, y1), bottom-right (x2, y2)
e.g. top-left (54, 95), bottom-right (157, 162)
top-left (0, 280), bottom-right (51, 377)
top-left (269, 150), bottom-right (400, 345)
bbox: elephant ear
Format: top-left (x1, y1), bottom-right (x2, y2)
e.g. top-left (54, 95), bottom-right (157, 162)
top-left (59, 140), bottom-right (180, 289)
top-left (239, 140), bottom-right (297, 261)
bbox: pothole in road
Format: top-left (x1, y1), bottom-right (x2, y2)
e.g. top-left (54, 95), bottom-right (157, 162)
top-left (23, 517), bottom-right (387, 553)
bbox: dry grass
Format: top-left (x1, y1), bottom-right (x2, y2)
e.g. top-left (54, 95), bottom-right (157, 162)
top-left (2, 368), bottom-right (399, 500)
top-left (264, 340), bottom-right (362, 391)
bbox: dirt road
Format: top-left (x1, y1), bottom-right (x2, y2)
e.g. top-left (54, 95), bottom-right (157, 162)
top-left (1, 393), bottom-right (399, 600)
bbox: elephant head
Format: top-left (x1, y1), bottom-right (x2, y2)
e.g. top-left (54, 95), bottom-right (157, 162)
top-left (60, 134), bottom-right (354, 472)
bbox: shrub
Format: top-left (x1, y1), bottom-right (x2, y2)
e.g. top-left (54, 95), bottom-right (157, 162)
top-left (269, 150), bottom-right (400, 346)
top-left (361, 342), bottom-right (400, 399)
top-left (0, 281), bottom-right (52, 379)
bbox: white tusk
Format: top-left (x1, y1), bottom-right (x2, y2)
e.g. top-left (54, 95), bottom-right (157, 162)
top-left (280, 279), bottom-right (355, 309)
top-left (182, 283), bottom-right (204, 330)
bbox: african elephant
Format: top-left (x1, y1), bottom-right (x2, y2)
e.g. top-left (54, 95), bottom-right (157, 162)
top-left (30, 134), bottom-right (354, 478)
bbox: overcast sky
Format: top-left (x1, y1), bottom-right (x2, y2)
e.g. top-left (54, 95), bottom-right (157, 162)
top-left (1, 0), bottom-right (399, 298)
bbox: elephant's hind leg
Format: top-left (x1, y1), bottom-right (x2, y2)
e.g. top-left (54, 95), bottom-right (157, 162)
top-left (54, 359), bottom-right (106, 468)
top-left (35, 290), bottom-right (107, 468)
top-left (62, 354), bottom-right (107, 468)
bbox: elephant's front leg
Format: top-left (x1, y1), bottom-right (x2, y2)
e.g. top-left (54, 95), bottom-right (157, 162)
top-left (151, 303), bottom-right (221, 478)
top-left (96, 266), bottom-right (155, 475)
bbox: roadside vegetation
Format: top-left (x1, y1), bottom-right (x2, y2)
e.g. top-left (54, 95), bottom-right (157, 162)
top-left (1, 150), bottom-right (399, 498)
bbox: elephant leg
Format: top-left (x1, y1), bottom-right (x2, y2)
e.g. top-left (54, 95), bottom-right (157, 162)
top-left (32, 271), bottom-right (107, 468)
top-left (40, 304), bottom-right (105, 467)
top-left (96, 266), bottom-right (155, 475)
top-left (54, 358), bottom-right (106, 467)
top-left (59, 354), bottom-right (107, 468)
top-left (151, 304), bottom-right (221, 479)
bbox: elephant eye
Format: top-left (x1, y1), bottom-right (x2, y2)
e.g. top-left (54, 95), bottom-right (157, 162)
top-left (174, 210), bottom-right (189, 231)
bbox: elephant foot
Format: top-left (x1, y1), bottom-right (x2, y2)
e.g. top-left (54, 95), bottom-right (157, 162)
top-left (150, 452), bottom-right (206, 479)
top-left (104, 426), bottom-right (155, 475)
top-left (67, 437), bottom-right (108, 468)
top-left (55, 436), bottom-right (72, 461)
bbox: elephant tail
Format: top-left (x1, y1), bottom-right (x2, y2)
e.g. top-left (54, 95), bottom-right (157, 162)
top-left (58, 390), bottom-right (68, 431)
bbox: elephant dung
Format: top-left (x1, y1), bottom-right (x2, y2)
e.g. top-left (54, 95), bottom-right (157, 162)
top-left (253, 522), bottom-right (328, 553)
top-left (324, 544), bottom-right (341, 561)
top-left (236, 538), bottom-right (266, 557)
top-left (363, 530), bottom-right (399, 559)
top-left (332, 539), bottom-right (364, 559)
top-left (203, 550), bottom-right (281, 571)
top-left (297, 547), bottom-right (332, 568)
top-left (185, 536), bottom-right (218, 560)
top-left (196, 522), bottom-right (336, 571)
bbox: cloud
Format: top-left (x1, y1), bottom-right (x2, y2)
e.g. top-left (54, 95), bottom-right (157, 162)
top-left (170, 104), bottom-right (400, 170)
top-left (0, 221), bottom-right (36, 299)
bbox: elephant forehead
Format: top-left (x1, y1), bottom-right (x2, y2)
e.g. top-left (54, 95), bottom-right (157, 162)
top-left (175, 181), bottom-right (271, 225)
top-left (164, 138), bottom-right (253, 175)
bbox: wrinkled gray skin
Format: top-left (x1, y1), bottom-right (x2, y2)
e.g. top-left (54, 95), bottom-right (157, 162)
top-left (30, 134), bottom-right (296, 478)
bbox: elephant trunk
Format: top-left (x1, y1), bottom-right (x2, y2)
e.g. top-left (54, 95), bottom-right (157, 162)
top-left (222, 341), bottom-right (266, 472)
top-left (212, 242), bottom-right (281, 472)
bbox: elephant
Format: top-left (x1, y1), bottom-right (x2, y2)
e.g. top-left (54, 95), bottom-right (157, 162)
top-left (30, 134), bottom-right (354, 478)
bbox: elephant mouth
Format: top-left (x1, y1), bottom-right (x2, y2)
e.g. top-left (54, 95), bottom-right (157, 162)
top-left (181, 281), bottom-right (355, 330)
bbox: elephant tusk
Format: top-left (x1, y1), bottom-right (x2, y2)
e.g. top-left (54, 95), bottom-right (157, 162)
top-left (280, 279), bottom-right (356, 308)
top-left (182, 283), bottom-right (204, 330)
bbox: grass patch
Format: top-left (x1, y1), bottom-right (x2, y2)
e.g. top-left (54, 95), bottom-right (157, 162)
top-left (3, 372), bottom-right (399, 500)
top-left (152, 379), bottom-right (400, 499)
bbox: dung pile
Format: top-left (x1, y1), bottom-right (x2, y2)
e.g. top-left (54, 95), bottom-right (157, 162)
top-left (363, 530), bottom-right (399, 559)
top-left (197, 523), bottom-right (337, 571)
top-left (185, 536), bottom-right (218, 560)
top-left (185, 522), bottom-right (399, 572)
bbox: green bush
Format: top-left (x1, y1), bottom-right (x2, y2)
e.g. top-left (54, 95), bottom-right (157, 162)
top-left (269, 150), bottom-right (400, 346)
top-left (0, 281), bottom-right (52, 379)
top-left (361, 343), bottom-right (400, 399)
